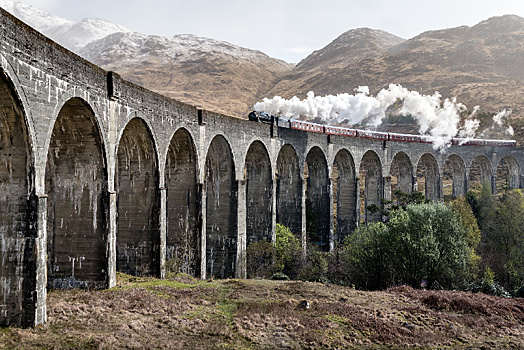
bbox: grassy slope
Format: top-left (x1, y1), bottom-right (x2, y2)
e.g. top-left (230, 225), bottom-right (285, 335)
top-left (1, 274), bottom-right (524, 349)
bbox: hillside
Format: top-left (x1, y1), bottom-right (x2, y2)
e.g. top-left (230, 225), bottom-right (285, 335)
top-left (80, 33), bottom-right (292, 117)
top-left (268, 15), bottom-right (524, 139)
top-left (1, 275), bottom-right (523, 349)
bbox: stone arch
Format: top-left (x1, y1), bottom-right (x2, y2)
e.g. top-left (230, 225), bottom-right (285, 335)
top-left (305, 146), bottom-right (330, 251)
top-left (390, 152), bottom-right (414, 201)
top-left (0, 69), bottom-right (36, 326)
top-left (46, 97), bottom-right (108, 289)
top-left (116, 117), bottom-right (160, 277)
top-left (276, 144), bottom-right (302, 237)
top-left (332, 149), bottom-right (356, 243)
top-left (165, 128), bottom-right (200, 277)
top-left (443, 154), bottom-right (466, 200)
top-left (205, 134), bottom-right (237, 279)
top-left (416, 153), bottom-right (440, 200)
top-left (496, 155), bottom-right (520, 192)
top-left (244, 140), bottom-right (273, 245)
top-left (469, 155), bottom-right (493, 192)
top-left (360, 150), bottom-right (383, 223)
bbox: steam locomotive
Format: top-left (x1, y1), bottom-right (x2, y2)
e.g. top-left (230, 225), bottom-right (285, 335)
top-left (248, 111), bottom-right (516, 147)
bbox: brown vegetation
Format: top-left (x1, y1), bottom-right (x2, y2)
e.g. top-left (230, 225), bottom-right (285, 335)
top-left (1, 274), bottom-right (523, 349)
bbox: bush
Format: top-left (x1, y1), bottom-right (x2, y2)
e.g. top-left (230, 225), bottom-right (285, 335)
top-left (388, 202), bottom-right (471, 289)
top-left (340, 222), bottom-right (392, 290)
top-left (298, 244), bottom-right (328, 282)
top-left (246, 239), bottom-right (277, 279)
top-left (275, 224), bottom-right (303, 279)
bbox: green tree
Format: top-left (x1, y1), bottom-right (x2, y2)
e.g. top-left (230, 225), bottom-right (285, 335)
top-left (387, 202), bottom-right (470, 288)
top-left (341, 222), bottom-right (392, 290)
top-left (275, 224), bottom-right (303, 279)
top-left (449, 196), bottom-right (482, 277)
top-left (481, 189), bottom-right (524, 290)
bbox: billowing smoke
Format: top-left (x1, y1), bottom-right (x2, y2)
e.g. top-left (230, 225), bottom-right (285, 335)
top-left (254, 84), bottom-right (514, 150)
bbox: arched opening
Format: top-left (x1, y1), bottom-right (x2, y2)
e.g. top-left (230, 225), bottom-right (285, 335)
top-left (116, 118), bottom-right (159, 277)
top-left (496, 156), bottom-right (520, 192)
top-left (332, 149), bottom-right (356, 243)
top-left (46, 98), bottom-right (107, 289)
top-left (205, 135), bottom-right (237, 279)
top-left (276, 144), bottom-right (301, 237)
top-left (245, 141), bottom-right (273, 244)
top-left (165, 128), bottom-right (199, 277)
top-left (443, 154), bottom-right (466, 201)
top-left (390, 152), bottom-right (413, 202)
top-left (0, 72), bottom-right (35, 326)
top-left (469, 155), bottom-right (492, 192)
top-left (359, 151), bottom-right (382, 223)
top-left (305, 147), bottom-right (330, 251)
top-left (416, 153), bottom-right (440, 200)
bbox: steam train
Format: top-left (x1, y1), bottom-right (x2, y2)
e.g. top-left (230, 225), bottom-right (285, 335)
top-left (248, 111), bottom-right (516, 147)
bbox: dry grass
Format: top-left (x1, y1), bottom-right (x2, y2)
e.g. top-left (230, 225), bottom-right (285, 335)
top-left (1, 275), bottom-right (524, 349)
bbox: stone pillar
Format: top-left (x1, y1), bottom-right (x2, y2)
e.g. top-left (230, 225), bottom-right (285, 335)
top-left (465, 167), bottom-right (471, 194)
top-left (437, 171), bottom-right (443, 201)
top-left (107, 191), bottom-right (117, 288)
top-left (355, 176), bottom-right (360, 227)
top-left (329, 177), bottom-right (335, 252)
top-left (236, 180), bottom-right (247, 279)
top-left (491, 175), bottom-right (497, 195)
top-left (271, 176), bottom-right (277, 243)
top-left (159, 187), bottom-right (167, 279)
top-left (383, 176), bottom-right (392, 202)
top-left (34, 193), bottom-right (47, 326)
top-left (199, 182), bottom-right (207, 279)
top-left (301, 176), bottom-right (307, 254)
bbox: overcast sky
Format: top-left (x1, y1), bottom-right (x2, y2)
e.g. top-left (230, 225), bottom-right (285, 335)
top-left (21, 0), bottom-right (524, 63)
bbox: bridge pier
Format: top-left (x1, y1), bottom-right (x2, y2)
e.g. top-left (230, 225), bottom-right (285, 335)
top-left (35, 194), bottom-right (48, 326)
top-left (236, 179), bottom-right (247, 279)
top-left (108, 191), bottom-right (117, 288)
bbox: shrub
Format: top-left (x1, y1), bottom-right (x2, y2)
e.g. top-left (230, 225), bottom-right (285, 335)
top-left (340, 222), bottom-right (392, 290)
top-left (275, 224), bottom-right (303, 279)
top-left (246, 239), bottom-right (277, 279)
top-left (298, 244), bottom-right (328, 282)
top-left (388, 202), bottom-right (470, 289)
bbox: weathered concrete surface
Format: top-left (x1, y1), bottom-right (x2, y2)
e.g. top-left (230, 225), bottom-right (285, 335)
top-left (46, 98), bottom-right (108, 289)
top-left (1, 8), bottom-right (524, 326)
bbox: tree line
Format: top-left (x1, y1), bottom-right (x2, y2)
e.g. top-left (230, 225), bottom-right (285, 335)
top-left (247, 186), bottom-right (524, 297)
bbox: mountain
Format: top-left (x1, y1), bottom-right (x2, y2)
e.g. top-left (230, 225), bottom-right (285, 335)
top-left (80, 32), bottom-right (292, 116)
top-left (268, 15), bottom-right (524, 138)
top-left (269, 28), bottom-right (405, 96)
top-left (0, 0), bottom-right (129, 51)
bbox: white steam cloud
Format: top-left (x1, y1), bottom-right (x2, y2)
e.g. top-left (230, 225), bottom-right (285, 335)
top-left (254, 84), bottom-right (514, 150)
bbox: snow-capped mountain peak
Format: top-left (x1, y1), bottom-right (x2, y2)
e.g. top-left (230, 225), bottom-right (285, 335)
top-left (0, 0), bottom-right (130, 52)
top-left (0, 0), bottom-right (73, 32)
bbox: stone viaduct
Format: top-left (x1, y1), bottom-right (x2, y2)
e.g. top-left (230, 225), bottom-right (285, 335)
top-left (1, 8), bottom-right (523, 326)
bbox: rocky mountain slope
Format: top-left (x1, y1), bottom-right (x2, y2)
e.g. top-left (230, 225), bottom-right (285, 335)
top-left (268, 15), bottom-right (524, 138)
top-left (80, 32), bottom-right (292, 116)
top-left (270, 28), bottom-right (406, 98)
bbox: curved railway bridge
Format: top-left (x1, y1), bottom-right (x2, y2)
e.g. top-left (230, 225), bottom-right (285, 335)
top-left (0, 8), bottom-right (523, 326)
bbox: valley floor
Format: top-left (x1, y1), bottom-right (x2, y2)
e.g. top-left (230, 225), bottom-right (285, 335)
top-left (1, 274), bottom-right (524, 349)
